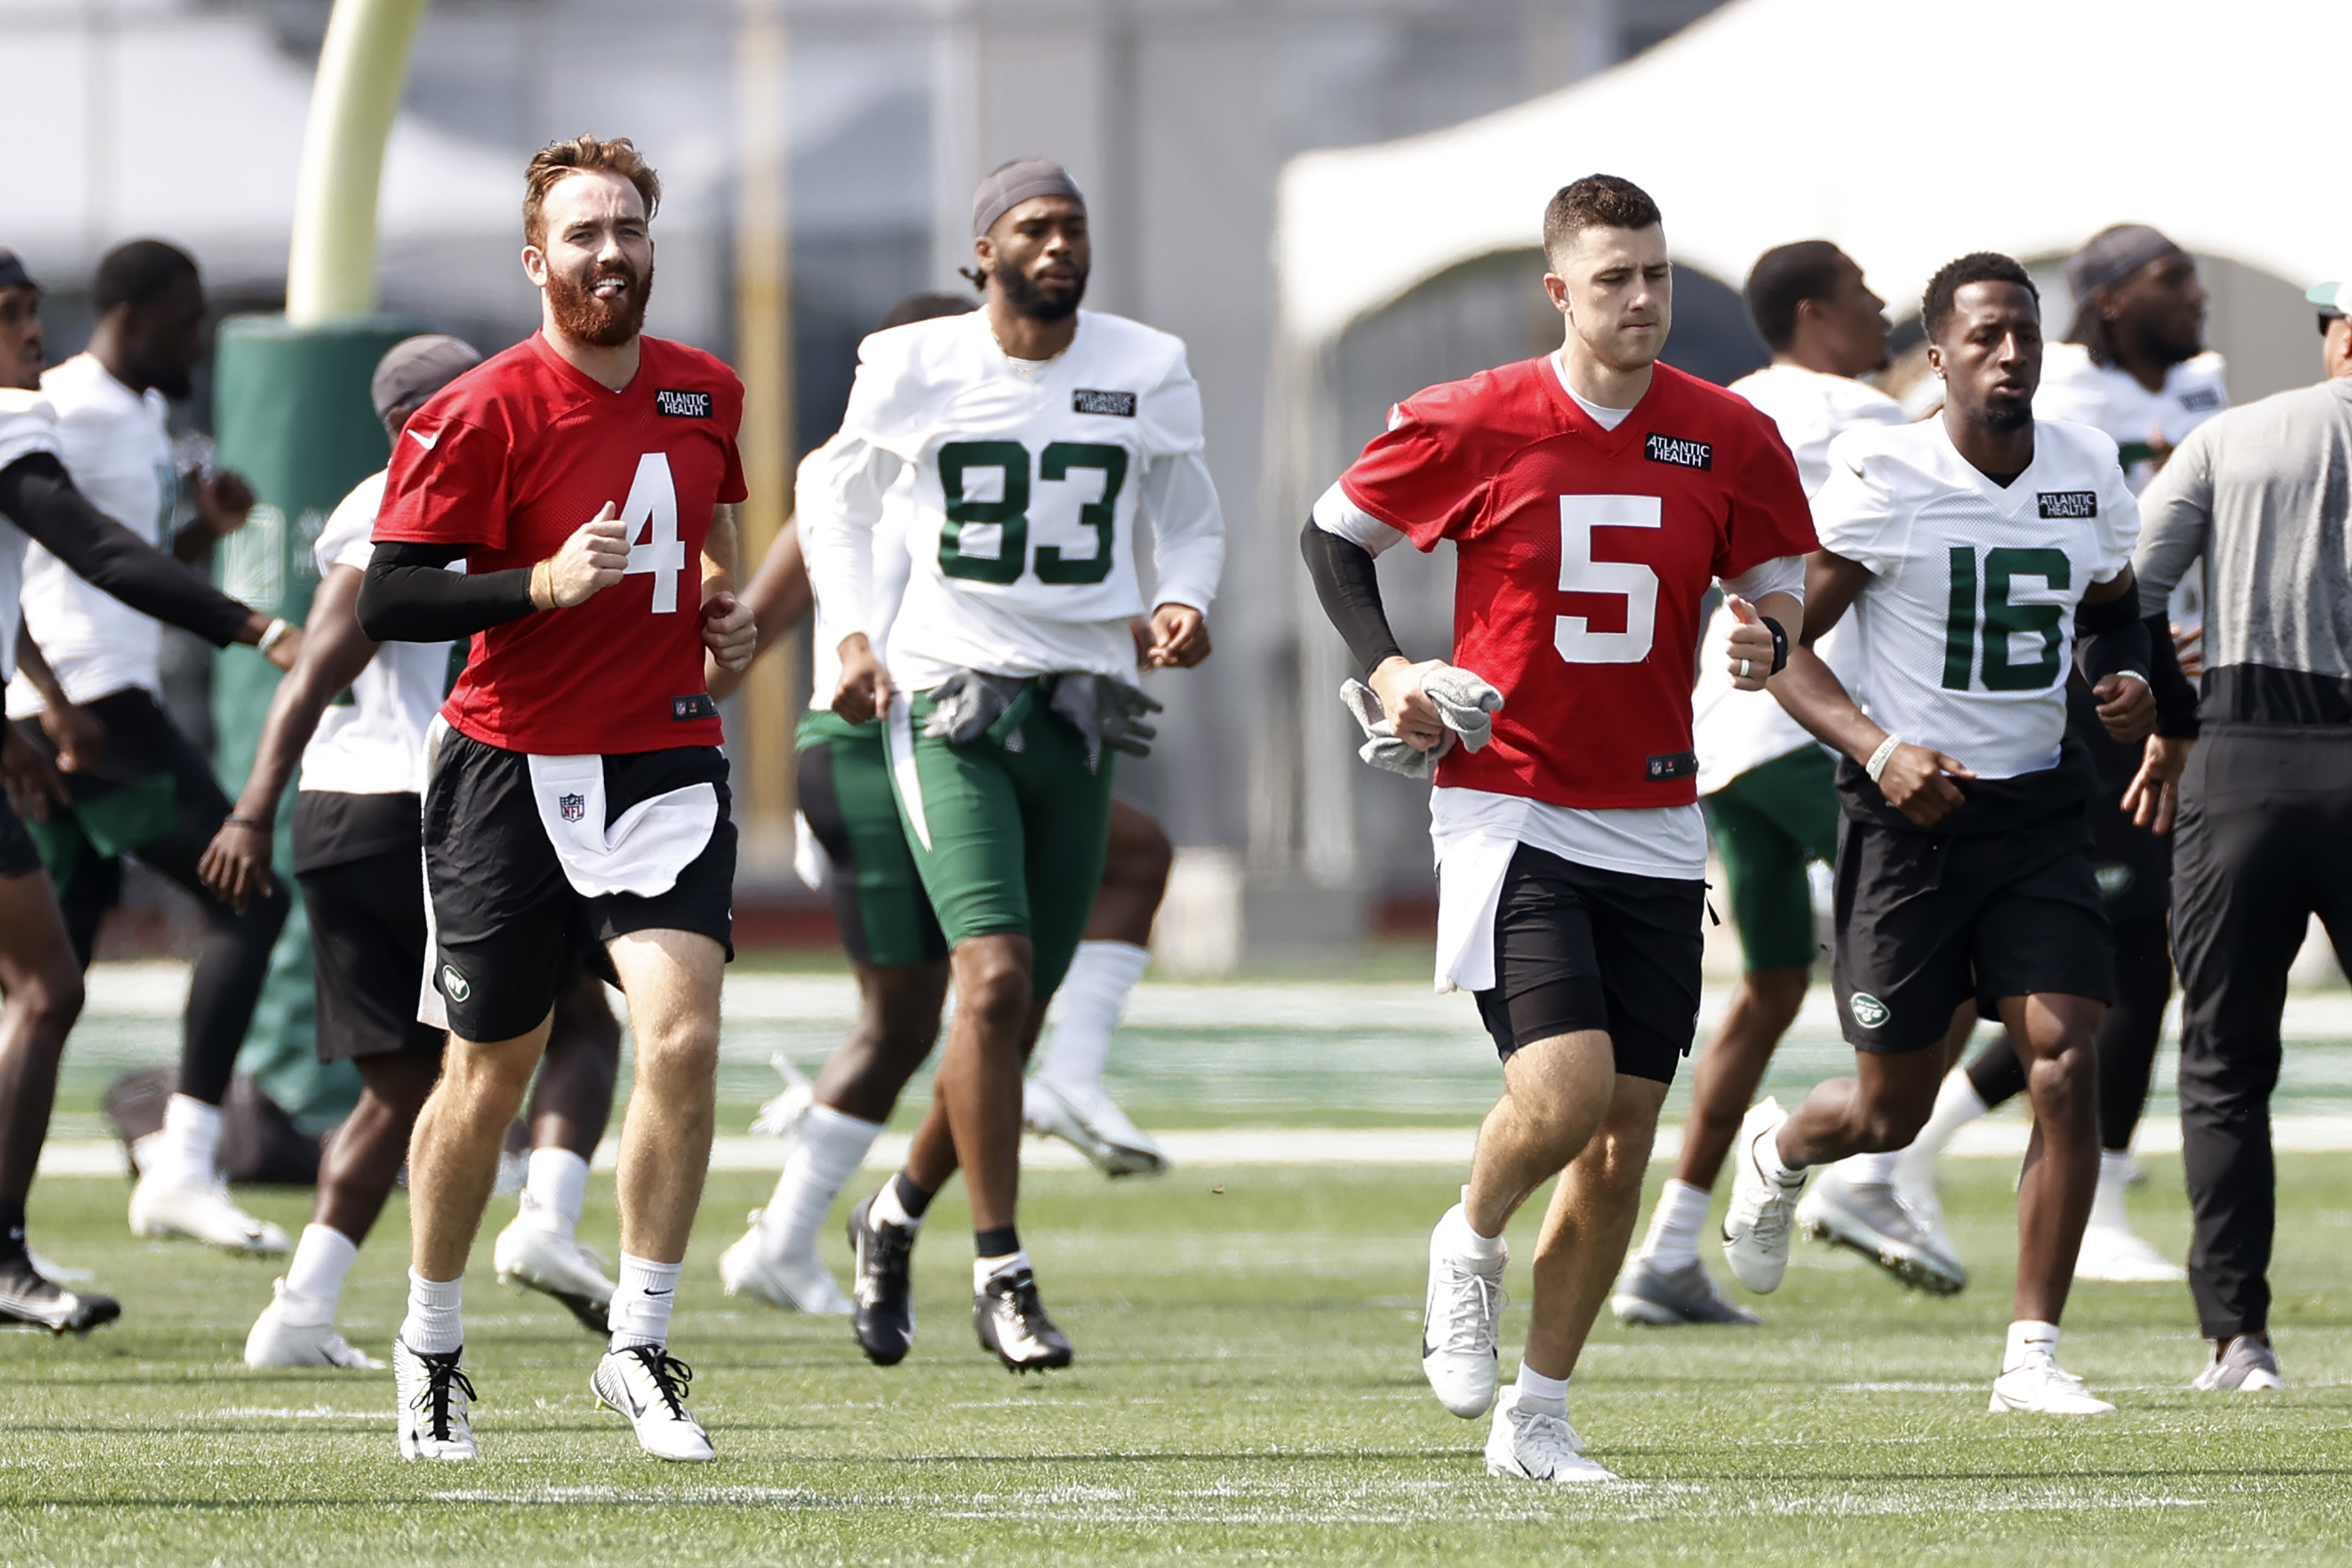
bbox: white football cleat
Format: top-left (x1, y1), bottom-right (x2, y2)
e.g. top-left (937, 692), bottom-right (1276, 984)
top-left (493, 1219), bottom-right (615, 1334)
top-left (1484, 1387), bottom-right (1616, 1483)
top-left (1720, 1098), bottom-right (1803, 1295)
top-left (2191, 1335), bottom-right (2284, 1392)
top-left (1023, 1077), bottom-right (1168, 1178)
top-left (2075, 1222), bottom-right (2187, 1284)
top-left (244, 1280), bottom-right (385, 1369)
top-left (1422, 1200), bottom-right (1506, 1418)
top-left (1989, 1351), bottom-right (2116, 1415)
top-left (717, 1221), bottom-right (853, 1315)
top-left (393, 1337), bottom-right (477, 1460)
top-left (593, 1345), bottom-right (715, 1461)
top-left (127, 1162), bottom-right (289, 1256)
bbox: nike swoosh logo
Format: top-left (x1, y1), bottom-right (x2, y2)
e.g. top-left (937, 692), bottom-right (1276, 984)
top-left (646, 1287), bottom-right (673, 1296)
top-left (408, 427), bottom-right (440, 451)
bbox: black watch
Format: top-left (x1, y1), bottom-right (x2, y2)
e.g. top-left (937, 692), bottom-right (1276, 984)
top-left (1759, 616), bottom-right (1790, 676)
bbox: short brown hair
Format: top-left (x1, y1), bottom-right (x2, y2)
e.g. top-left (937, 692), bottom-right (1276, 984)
top-left (1542, 174), bottom-right (1662, 260)
top-left (523, 135), bottom-right (662, 246)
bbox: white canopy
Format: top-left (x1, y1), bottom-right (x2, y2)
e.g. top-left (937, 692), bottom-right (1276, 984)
top-left (1275, 0), bottom-right (2345, 354)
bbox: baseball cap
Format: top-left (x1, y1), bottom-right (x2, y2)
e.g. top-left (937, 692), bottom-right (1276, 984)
top-left (2307, 280), bottom-right (2349, 317)
top-left (370, 334), bottom-right (481, 424)
top-left (0, 248), bottom-right (39, 293)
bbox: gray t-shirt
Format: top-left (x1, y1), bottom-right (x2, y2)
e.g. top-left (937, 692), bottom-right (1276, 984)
top-left (2136, 378), bottom-right (2352, 725)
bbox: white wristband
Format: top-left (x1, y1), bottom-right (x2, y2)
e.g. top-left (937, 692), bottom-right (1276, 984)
top-left (256, 617), bottom-right (292, 655)
top-left (1865, 734), bottom-right (1903, 785)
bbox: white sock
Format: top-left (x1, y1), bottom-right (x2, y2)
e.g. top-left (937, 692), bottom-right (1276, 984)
top-left (401, 1270), bottom-right (464, 1355)
top-left (516, 1148), bottom-right (590, 1241)
top-left (607, 1254), bottom-right (681, 1352)
top-left (278, 1224), bottom-right (359, 1327)
top-left (1910, 1071), bottom-right (1990, 1162)
top-left (974, 1248), bottom-right (1030, 1291)
top-left (758, 1105), bottom-right (885, 1258)
top-left (1034, 940), bottom-right (1151, 1093)
top-left (1835, 1150), bottom-right (1900, 1185)
top-left (1445, 1187), bottom-right (1505, 1268)
top-left (1513, 1362), bottom-right (1569, 1416)
top-left (2088, 1148), bottom-right (2133, 1231)
top-left (869, 1179), bottom-right (923, 1232)
top-left (2004, 1318), bottom-right (2060, 1372)
top-left (157, 1094), bottom-right (223, 1185)
top-left (1637, 1179), bottom-right (1711, 1270)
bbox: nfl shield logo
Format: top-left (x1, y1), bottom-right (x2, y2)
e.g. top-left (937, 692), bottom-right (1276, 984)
top-left (559, 793), bottom-right (587, 824)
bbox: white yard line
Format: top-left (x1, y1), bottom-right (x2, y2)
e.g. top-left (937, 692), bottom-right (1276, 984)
top-left (40, 1113), bottom-right (2352, 1179)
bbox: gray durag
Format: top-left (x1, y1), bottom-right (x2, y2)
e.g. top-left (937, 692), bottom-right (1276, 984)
top-left (972, 159), bottom-right (1085, 238)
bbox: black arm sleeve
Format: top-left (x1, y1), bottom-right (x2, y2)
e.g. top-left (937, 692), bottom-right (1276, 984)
top-left (2143, 611), bottom-right (2201, 738)
top-left (1300, 518), bottom-right (1405, 677)
top-left (0, 452), bottom-right (253, 647)
top-left (356, 541), bottom-right (536, 644)
top-left (2075, 585), bottom-right (2152, 689)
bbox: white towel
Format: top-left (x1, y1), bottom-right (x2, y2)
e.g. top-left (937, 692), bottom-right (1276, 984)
top-left (1430, 830), bottom-right (1520, 995)
top-left (524, 753), bottom-right (717, 899)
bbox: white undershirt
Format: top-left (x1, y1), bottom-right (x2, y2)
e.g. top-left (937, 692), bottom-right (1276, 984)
top-left (1554, 352), bottom-right (1633, 430)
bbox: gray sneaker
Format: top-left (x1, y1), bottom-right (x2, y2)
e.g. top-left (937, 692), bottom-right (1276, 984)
top-left (1794, 1168), bottom-right (1967, 1296)
top-left (1610, 1254), bottom-right (1764, 1327)
top-left (2191, 1335), bottom-right (2285, 1392)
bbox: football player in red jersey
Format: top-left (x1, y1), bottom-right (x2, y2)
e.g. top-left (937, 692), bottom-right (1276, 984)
top-left (356, 136), bottom-right (757, 1463)
top-left (1302, 175), bottom-right (1814, 1482)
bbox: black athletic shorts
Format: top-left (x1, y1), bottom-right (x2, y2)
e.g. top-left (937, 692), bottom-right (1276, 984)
top-left (1471, 844), bottom-right (1705, 1084)
top-left (295, 792), bottom-right (446, 1063)
top-left (1831, 806), bottom-right (2114, 1054)
top-left (0, 793), bottom-right (40, 879)
top-left (423, 731), bottom-right (735, 1043)
top-left (2070, 681), bottom-right (2171, 923)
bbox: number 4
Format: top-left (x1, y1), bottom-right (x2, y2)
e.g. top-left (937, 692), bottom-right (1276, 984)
top-left (619, 453), bottom-right (685, 613)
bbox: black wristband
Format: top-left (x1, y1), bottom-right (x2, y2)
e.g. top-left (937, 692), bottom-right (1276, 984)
top-left (1759, 616), bottom-right (1790, 676)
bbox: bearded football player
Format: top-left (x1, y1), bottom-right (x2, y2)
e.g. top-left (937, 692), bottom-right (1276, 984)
top-left (358, 135), bottom-right (757, 1462)
top-left (1302, 174), bottom-right (1814, 1481)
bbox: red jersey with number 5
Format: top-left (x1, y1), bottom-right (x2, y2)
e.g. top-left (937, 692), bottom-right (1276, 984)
top-left (374, 332), bottom-right (747, 755)
top-left (1338, 358), bottom-right (1813, 809)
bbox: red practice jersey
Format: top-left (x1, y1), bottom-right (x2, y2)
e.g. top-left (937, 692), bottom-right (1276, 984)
top-left (1339, 358), bottom-right (1814, 809)
top-left (375, 332), bottom-right (747, 755)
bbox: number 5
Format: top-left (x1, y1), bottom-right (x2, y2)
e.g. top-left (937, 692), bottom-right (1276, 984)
top-left (1555, 495), bottom-right (1662, 664)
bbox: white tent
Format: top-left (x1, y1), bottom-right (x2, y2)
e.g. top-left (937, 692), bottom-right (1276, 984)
top-left (1266, 0), bottom-right (2345, 882)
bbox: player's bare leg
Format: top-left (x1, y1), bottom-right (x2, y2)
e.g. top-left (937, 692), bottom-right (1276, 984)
top-left (0, 867), bottom-right (112, 1333)
top-left (1026, 802), bottom-right (1171, 1176)
top-left (1999, 993), bottom-right (2103, 1325)
top-left (1525, 1073), bottom-right (1669, 1379)
top-left (1425, 1030), bottom-right (1613, 1421)
top-left (409, 1019), bottom-right (554, 1285)
top-left (606, 930), bottom-right (725, 1266)
top-left (1676, 968), bottom-right (1806, 1189)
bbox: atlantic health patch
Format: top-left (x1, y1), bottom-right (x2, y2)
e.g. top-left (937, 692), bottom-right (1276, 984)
top-left (2037, 490), bottom-right (2098, 519)
top-left (1071, 388), bottom-right (1137, 417)
top-left (1644, 432), bottom-right (1713, 470)
top-left (656, 389), bottom-right (713, 418)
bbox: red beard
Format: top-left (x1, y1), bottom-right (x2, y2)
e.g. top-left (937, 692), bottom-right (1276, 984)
top-left (546, 260), bottom-right (652, 348)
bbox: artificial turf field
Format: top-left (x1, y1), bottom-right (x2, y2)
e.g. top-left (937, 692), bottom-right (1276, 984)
top-left (8, 1151), bottom-right (2352, 1566)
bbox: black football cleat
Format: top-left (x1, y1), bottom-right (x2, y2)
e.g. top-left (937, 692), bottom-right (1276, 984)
top-left (972, 1265), bottom-right (1072, 1374)
top-left (846, 1194), bottom-right (917, 1366)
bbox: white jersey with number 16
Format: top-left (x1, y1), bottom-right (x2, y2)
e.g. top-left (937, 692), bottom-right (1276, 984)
top-left (1814, 416), bottom-right (2138, 780)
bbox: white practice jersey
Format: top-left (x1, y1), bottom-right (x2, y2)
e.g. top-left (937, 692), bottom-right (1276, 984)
top-left (798, 308), bottom-right (1225, 690)
top-left (0, 388), bottom-right (63, 682)
top-left (1693, 364), bottom-right (1908, 793)
top-left (297, 470), bottom-right (456, 796)
top-left (2035, 342), bottom-right (2227, 495)
top-left (1815, 416), bottom-right (2138, 780)
top-left (5, 354), bottom-right (173, 717)
top-left (807, 467), bottom-right (912, 709)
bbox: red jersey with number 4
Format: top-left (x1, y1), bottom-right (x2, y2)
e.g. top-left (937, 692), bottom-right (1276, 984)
top-left (1339, 358), bottom-right (1814, 809)
top-left (374, 332), bottom-right (747, 755)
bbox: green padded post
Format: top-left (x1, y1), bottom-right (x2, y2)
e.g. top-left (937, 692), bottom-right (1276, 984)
top-left (210, 314), bottom-right (415, 1131)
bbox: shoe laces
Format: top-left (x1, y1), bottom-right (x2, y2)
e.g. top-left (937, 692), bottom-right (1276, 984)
top-left (1513, 1402), bottom-right (1584, 1466)
top-left (985, 1268), bottom-right (1051, 1328)
top-left (2008, 1350), bottom-right (2085, 1391)
top-left (1735, 1135), bottom-right (1798, 1246)
top-left (1430, 1255), bottom-right (1505, 1357)
top-left (859, 1214), bottom-right (915, 1300)
top-left (619, 1345), bottom-right (695, 1421)
top-left (410, 1351), bottom-right (477, 1442)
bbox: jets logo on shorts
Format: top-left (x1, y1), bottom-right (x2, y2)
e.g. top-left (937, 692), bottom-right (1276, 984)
top-left (2096, 862), bottom-right (2135, 898)
top-left (441, 965), bottom-right (471, 1004)
top-left (1848, 992), bottom-right (1890, 1029)
top-left (559, 793), bottom-right (587, 823)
